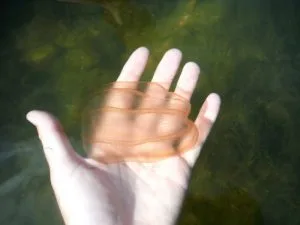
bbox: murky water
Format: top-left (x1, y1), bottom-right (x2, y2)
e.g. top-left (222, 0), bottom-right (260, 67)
top-left (0, 0), bottom-right (300, 224)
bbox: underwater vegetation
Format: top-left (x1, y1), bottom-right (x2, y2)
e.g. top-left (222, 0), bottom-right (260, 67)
top-left (57, 0), bottom-right (124, 25)
top-left (177, 186), bottom-right (265, 225)
top-left (0, 0), bottom-right (300, 224)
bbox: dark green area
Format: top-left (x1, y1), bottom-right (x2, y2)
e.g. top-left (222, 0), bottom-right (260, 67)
top-left (0, 0), bottom-right (299, 224)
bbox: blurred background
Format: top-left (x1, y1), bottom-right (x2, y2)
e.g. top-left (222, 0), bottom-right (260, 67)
top-left (0, 0), bottom-right (299, 224)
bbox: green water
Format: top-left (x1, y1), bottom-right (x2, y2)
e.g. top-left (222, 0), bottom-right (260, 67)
top-left (0, 0), bottom-right (299, 224)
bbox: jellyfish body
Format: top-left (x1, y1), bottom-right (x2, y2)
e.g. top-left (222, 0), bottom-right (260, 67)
top-left (82, 81), bottom-right (199, 163)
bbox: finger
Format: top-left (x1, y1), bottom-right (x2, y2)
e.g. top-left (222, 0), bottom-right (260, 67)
top-left (89, 47), bottom-right (150, 152)
top-left (135, 49), bottom-right (182, 134)
top-left (107, 47), bottom-right (150, 109)
top-left (26, 110), bottom-right (82, 172)
top-left (103, 47), bottom-right (149, 110)
top-left (117, 46), bottom-right (150, 82)
top-left (183, 93), bottom-right (221, 166)
top-left (139, 49), bottom-right (182, 108)
top-left (174, 62), bottom-right (200, 102)
top-left (156, 62), bottom-right (200, 148)
top-left (151, 48), bottom-right (182, 89)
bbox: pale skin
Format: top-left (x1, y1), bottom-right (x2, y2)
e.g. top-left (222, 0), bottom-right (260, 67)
top-left (26, 47), bottom-right (221, 225)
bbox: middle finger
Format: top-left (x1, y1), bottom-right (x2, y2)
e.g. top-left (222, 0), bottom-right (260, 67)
top-left (135, 49), bottom-right (183, 134)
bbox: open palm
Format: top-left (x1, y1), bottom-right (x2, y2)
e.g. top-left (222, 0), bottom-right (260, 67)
top-left (26, 47), bottom-right (221, 225)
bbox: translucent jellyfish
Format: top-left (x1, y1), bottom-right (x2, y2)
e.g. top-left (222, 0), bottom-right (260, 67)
top-left (82, 81), bottom-right (199, 163)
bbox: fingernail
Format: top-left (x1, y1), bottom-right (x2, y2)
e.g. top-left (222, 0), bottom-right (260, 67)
top-left (204, 93), bottom-right (221, 122)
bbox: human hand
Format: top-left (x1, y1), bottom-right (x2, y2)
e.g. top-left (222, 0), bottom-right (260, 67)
top-left (26, 47), bottom-right (221, 225)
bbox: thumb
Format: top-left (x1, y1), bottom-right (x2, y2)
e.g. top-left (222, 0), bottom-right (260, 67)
top-left (26, 110), bottom-right (81, 172)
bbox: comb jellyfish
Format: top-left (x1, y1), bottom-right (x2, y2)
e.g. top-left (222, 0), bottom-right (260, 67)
top-left (82, 81), bottom-right (199, 164)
